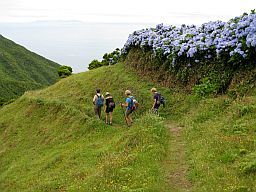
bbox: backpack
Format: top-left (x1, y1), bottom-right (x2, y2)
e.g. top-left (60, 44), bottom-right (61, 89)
top-left (130, 96), bottom-right (139, 111)
top-left (159, 93), bottom-right (165, 106)
top-left (157, 93), bottom-right (166, 107)
top-left (108, 98), bottom-right (115, 109)
top-left (96, 95), bottom-right (103, 107)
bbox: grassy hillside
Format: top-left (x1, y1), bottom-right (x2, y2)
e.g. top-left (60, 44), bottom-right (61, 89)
top-left (0, 64), bottom-right (170, 191)
top-left (169, 92), bottom-right (256, 191)
top-left (0, 63), bottom-right (255, 191)
top-left (0, 35), bottom-right (60, 102)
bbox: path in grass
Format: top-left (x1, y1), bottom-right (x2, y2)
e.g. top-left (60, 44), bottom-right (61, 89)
top-left (165, 123), bottom-right (192, 191)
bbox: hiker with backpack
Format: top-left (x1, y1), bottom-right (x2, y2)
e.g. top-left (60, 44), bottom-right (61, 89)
top-left (93, 89), bottom-right (104, 119)
top-left (150, 87), bottom-right (165, 115)
top-left (104, 92), bottom-right (115, 125)
top-left (121, 90), bottom-right (138, 127)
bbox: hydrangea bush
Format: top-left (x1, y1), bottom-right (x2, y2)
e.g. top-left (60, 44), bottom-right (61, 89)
top-left (122, 11), bottom-right (256, 68)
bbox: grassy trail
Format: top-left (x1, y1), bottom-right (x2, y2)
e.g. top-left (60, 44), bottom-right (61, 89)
top-left (164, 123), bottom-right (192, 191)
top-left (1, 63), bottom-right (255, 191)
top-left (0, 64), bottom-right (171, 191)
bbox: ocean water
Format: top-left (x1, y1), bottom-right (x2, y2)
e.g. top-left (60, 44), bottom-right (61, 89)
top-left (0, 21), bottom-right (154, 73)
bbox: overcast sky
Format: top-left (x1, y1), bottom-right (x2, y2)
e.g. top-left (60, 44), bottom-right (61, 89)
top-left (0, 0), bottom-right (255, 25)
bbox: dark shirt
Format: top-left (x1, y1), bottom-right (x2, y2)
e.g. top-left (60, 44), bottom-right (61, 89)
top-left (153, 93), bottom-right (160, 109)
top-left (105, 96), bottom-right (114, 109)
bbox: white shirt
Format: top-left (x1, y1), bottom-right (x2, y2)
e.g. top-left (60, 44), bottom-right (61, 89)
top-left (93, 93), bottom-right (104, 105)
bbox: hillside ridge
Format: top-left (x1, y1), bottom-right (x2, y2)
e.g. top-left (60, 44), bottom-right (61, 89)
top-left (0, 35), bottom-right (60, 103)
top-left (1, 63), bottom-right (255, 191)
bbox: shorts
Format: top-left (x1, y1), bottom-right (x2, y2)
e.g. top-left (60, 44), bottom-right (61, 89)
top-left (105, 107), bottom-right (114, 114)
top-left (125, 109), bottom-right (133, 117)
top-left (94, 106), bottom-right (102, 118)
top-left (152, 108), bottom-right (159, 114)
top-left (154, 104), bottom-right (160, 110)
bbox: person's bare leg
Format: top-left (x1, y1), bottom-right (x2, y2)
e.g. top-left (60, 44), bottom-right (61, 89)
top-left (126, 116), bottom-right (132, 126)
top-left (105, 113), bottom-right (108, 124)
top-left (95, 107), bottom-right (99, 118)
top-left (98, 108), bottom-right (101, 119)
top-left (109, 112), bottom-right (113, 125)
top-left (130, 116), bottom-right (133, 124)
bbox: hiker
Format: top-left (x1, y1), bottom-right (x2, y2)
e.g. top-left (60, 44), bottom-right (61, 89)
top-left (93, 89), bottom-right (104, 119)
top-left (104, 92), bottom-right (115, 125)
top-left (121, 90), bottom-right (134, 127)
top-left (151, 87), bottom-right (161, 115)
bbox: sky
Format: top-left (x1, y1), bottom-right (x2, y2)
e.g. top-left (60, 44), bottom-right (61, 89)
top-left (1, 0), bottom-right (256, 25)
top-left (0, 0), bottom-right (255, 72)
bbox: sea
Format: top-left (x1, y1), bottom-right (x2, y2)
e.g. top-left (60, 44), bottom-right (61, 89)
top-left (0, 21), bottom-right (155, 73)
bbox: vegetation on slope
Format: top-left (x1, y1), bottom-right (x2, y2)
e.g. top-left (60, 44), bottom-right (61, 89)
top-left (121, 13), bottom-right (256, 190)
top-left (168, 92), bottom-right (256, 191)
top-left (0, 35), bottom-right (60, 103)
top-left (88, 48), bottom-right (121, 70)
top-left (0, 63), bottom-right (255, 191)
top-left (121, 11), bottom-right (256, 99)
top-left (0, 64), bottom-right (170, 191)
top-left (125, 48), bottom-right (256, 98)
top-left (127, 50), bottom-right (256, 190)
top-left (124, 46), bottom-right (256, 191)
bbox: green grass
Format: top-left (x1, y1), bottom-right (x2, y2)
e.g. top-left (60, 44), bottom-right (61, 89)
top-left (168, 94), bottom-right (256, 191)
top-left (0, 64), bottom-right (170, 191)
top-left (0, 63), bottom-right (255, 191)
top-left (0, 35), bottom-right (60, 102)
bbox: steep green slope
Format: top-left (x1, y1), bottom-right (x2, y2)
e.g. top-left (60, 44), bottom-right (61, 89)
top-left (0, 64), bottom-right (170, 191)
top-left (0, 35), bottom-right (60, 102)
top-left (168, 93), bottom-right (256, 191)
top-left (0, 63), bottom-right (255, 191)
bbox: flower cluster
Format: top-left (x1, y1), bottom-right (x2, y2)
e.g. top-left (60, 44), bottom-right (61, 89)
top-left (122, 12), bottom-right (256, 65)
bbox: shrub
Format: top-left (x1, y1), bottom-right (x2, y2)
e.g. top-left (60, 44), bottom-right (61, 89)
top-left (88, 48), bottom-right (121, 70)
top-left (58, 65), bottom-right (72, 78)
top-left (122, 12), bottom-right (256, 72)
top-left (193, 78), bottom-right (219, 97)
top-left (88, 59), bottom-right (102, 70)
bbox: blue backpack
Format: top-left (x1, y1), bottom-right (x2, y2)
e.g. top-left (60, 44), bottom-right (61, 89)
top-left (96, 95), bottom-right (103, 107)
top-left (129, 96), bottom-right (139, 111)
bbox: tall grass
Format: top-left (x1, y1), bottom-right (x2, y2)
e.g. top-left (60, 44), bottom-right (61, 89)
top-left (0, 63), bottom-right (255, 191)
top-left (0, 64), bottom-right (170, 191)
